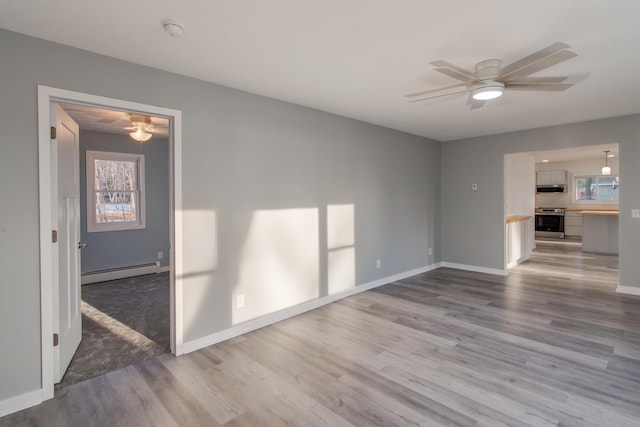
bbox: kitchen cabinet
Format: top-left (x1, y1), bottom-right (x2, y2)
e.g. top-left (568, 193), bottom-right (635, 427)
top-left (536, 170), bottom-right (566, 186)
top-left (581, 211), bottom-right (618, 254)
top-left (564, 211), bottom-right (583, 237)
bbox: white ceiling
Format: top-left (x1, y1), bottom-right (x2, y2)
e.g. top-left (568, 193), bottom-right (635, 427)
top-left (529, 143), bottom-right (618, 163)
top-left (2, 0), bottom-right (640, 141)
top-left (58, 103), bottom-right (170, 138)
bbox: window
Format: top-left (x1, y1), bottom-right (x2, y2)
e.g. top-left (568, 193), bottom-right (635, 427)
top-left (575, 175), bottom-right (619, 202)
top-left (86, 150), bottom-right (145, 232)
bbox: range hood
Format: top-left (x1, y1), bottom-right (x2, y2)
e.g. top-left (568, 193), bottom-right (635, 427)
top-left (536, 170), bottom-right (567, 193)
top-left (536, 185), bottom-right (566, 193)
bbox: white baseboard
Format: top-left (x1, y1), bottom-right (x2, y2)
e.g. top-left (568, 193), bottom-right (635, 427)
top-left (0, 389), bottom-right (42, 418)
top-left (440, 262), bottom-right (507, 276)
top-left (81, 263), bottom-right (163, 285)
top-left (616, 285), bottom-right (640, 296)
top-left (178, 262), bottom-right (442, 355)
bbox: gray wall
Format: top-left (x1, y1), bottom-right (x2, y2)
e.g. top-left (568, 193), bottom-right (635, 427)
top-left (0, 29), bottom-right (441, 401)
top-left (79, 130), bottom-right (170, 273)
top-left (441, 115), bottom-right (640, 283)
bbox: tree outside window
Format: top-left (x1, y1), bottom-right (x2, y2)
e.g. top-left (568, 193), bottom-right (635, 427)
top-left (87, 151), bottom-right (146, 232)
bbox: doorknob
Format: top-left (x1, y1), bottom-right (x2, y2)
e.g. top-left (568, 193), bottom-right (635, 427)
top-left (78, 242), bottom-right (88, 249)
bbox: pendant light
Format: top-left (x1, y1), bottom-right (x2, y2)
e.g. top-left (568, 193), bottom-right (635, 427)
top-left (602, 150), bottom-right (611, 175)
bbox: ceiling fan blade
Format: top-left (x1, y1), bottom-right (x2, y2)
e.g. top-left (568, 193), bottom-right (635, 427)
top-left (433, 68), bottom-right (479, 85)
top-left (430, 60), bottom-right (477, 83)
top-left (497, 42), bottom-right (570, 78)
top-left (499, 50), bottom-right (577, 81)
top-left (470, 100), bottom-right (485, 110)
top-left (507, 76), bottom-right (568, 84)
top-left (408, 88), bottom-right (471, 103)
top-left (466, 95), bottom-right (485, 110)
top-left (405, 83), bottom-right (467, 98)
top-left (505, 82), bottom-right (573, 91)
top-left (124, 125), bottom-right (154, 131)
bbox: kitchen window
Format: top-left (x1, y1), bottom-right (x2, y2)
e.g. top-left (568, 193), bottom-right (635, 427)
top-left (86, 150), bottom-right (146, 232)
top-left (575, 175), bottom-right (619, 202)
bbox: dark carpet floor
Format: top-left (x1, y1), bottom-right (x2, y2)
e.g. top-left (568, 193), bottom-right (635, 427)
top-left (55, 272), bottom-right (170, 390)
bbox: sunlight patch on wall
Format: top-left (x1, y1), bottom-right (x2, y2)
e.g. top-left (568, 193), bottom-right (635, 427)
top-left (181, 209), bottom-right (218, 335)
top-left (327, 204), bottom-right (355, 295)
top-left (233, 208), bottom-right (319, 325)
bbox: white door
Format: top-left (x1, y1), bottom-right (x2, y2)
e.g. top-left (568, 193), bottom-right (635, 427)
top-left (51, 103), bottom-right (82, 383)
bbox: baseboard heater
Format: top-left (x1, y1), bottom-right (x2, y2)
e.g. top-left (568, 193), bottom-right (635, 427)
top-left (81, 262), bottom-right (161, 285)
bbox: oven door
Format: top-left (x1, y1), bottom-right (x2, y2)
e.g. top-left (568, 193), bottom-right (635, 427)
top-left (535, 214), bottom-right (564, 233)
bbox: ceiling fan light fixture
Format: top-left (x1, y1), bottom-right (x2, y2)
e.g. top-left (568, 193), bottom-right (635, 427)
top-left (128, 114), bottom-right (153, 142)
top-left (129, 129), bottom-right (152, 142)
top-left (472, 83), bottom-right (504, 101)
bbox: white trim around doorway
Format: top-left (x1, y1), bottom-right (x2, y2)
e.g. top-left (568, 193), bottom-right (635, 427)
top-left (36, 85), bottom-right (184, 405)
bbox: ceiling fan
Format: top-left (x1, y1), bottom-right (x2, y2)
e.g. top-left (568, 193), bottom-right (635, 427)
top-left (125, 114), bottom-right (154, 142)
top-left (406, 42), bottom-right (577, 109)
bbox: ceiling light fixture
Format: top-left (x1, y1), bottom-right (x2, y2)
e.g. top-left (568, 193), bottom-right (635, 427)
top-left (602, 150), bottom-right (611, 175)
top-left (130, 128), bottom-right (152, 143)
top-left (542, 159), bottom-right (550, 163)
top-left (162, 19), bottom-right (185, 38)
top-left (128, 114), bottom-right (153, 142)
top-left (471, 81), bottom-right (505, 101)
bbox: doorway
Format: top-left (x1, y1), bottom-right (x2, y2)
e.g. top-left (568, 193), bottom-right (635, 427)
top-left (37, 86), bottom-right (184, 401)
top-left (57, 102), bottom-right (171, 388)
top-left (503, 144), bottom-right (620, 276)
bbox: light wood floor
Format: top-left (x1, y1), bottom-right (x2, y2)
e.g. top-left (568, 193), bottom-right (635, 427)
top-left (4, 242), bottom-right (640, 426)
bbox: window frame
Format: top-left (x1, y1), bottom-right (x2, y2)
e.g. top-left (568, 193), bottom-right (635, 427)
top-left (573, 174), bottom-right (619, 204)
top-left (86, 150), bottom-right (146, 232)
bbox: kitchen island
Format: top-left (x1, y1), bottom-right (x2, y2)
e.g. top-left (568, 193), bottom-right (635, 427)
top-left (580, 210), bottom-right (618, 254)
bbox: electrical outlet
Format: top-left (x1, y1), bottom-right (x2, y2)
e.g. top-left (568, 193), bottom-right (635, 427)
top-left (236, 294), bottom-right (245, 308)
top-left (376, 259), bottom-right (381, 269)
top-left (429, 247), bottom-right (433, 256)
top-left (157, 251), bottom-right (164, 260)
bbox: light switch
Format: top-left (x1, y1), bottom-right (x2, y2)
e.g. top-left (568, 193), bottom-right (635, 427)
top-left (472, 183), bottom-right (478, 191)
top-left (632, 209), bottom-right (640, 219)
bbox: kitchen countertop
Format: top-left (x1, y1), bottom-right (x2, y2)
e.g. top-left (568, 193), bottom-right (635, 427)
top-left (578, 210), bottom-right (619, 216)
top-left (506, 215), bottom-right (532, 224)
top-left (565, 207), bottom-right (619, 212)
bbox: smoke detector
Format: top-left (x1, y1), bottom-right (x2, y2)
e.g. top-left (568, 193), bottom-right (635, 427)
top-left (162, 19), bottom-right (184, 38)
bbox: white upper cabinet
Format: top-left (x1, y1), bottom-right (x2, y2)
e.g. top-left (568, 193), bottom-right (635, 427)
top-left (536, 170), bottom-right (566, 186)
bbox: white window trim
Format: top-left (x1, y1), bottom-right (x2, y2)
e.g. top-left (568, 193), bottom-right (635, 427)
top-left (573, 174), bottom-right (619, 204)
top-left (86, 150), bottom-right (146, 232)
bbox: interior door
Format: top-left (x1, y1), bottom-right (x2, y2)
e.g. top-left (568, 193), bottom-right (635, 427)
top-left (52, 103), bottom-right (82, 382)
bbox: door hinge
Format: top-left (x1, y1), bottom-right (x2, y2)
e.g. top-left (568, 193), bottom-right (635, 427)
top-left (53, 333), bottom-right (59, 347)
top-left (52, 230), bottom-right (58, 243)
top-left (50, 126), bottom-right (57, 139)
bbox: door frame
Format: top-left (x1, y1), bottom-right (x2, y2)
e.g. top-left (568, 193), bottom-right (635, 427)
top-left (37, 85), bottom-right (184, 401)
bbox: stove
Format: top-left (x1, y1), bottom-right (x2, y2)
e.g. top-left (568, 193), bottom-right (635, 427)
top-left (535, 207), bottom-right (565, 238)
